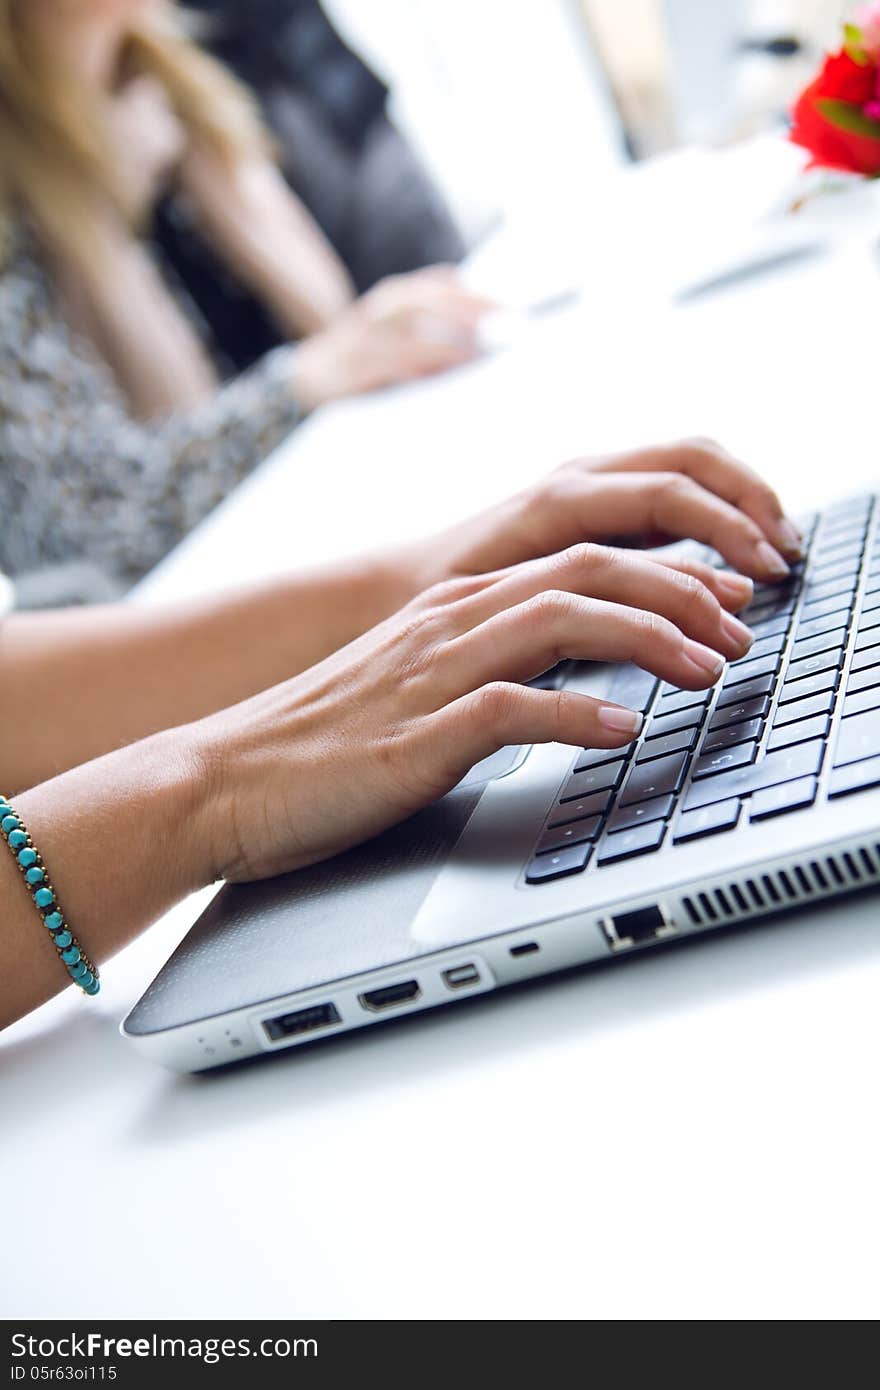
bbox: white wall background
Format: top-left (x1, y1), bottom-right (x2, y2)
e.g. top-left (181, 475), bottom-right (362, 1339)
top-left (325, 0), bottom-right (861, 243)
top-left (324, 0), bottom-right (627, 241)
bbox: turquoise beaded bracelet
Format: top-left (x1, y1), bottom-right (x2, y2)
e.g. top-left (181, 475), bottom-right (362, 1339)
top-left (0, 795), bottom-right (99, 996)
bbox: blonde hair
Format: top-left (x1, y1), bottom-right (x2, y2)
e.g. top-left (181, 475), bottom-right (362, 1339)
top-left (0, 1), bottom-right (269, 265)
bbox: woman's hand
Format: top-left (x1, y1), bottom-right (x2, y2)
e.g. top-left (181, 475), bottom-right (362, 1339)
top-left (107, 76), bottom-right (187, 219)
top-left (192, 541), bottom-right (754, 883)
top-left (292, 267), bottom-right (493, 407)
top-left (397, 438), bottom-right (804, 596)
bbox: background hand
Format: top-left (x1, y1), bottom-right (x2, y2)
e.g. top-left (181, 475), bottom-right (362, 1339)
top-left (292, 266), bottom-right (494, 406)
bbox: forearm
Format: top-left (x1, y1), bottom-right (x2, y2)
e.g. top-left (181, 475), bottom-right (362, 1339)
top-left (1, 728), bottom-right (210, 1029)
top-left (0, 554), bottom-right (411, 792)
top-left (181, 151), bottom-right (355, 336)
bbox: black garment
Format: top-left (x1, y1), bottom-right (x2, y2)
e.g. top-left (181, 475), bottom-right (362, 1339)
top-left (155, 0), bottom-right (466, 374)
top-left (188, 0), bottom-right (389, 150)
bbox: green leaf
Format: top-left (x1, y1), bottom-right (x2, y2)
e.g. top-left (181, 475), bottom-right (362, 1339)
top-left (843, 23), bottom-right (869, 65)
top-left (817, 97), bottom-right (880, 139)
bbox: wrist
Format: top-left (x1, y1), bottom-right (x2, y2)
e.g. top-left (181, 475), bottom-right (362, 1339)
top-left (289, 334), bottom-right (342, 413)
top-left (7, 724), bottom-right (222, 997)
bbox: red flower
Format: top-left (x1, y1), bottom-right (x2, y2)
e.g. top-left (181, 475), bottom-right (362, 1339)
top-left (790, 48), bottom-right (880, 176)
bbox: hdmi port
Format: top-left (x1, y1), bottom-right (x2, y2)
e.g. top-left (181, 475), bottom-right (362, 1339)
top-left (359, 980), bottom-right (421, 1012)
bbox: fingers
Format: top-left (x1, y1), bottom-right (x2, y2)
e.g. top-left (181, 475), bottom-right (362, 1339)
top-left (423, 683), bottom-right (644, 785)
top-left (546, 471), bottom-right (791, 581)
top-left (590, 438), bottom-right (802, 562)
top-left (656, 555), bottom-right (754, 612)
top-left (643, 471), bottom-right (796, 578)
top-left (436, 544), bottom-right (754, 662)
top-left (438, 591), bottom-right (728, 702)
top-left (395, 333), bottom-right (479, 377)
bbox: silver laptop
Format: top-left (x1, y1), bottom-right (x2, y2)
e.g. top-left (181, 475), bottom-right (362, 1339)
top-left (122, 492), bottom-right (880, 1071)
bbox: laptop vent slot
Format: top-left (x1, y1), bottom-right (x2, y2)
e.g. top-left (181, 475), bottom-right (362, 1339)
top-left (678, 845), bottom-right (880, 928)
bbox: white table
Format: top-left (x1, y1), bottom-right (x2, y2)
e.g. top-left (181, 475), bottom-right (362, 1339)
top-left (4, 142), bottom-right (880, 1321)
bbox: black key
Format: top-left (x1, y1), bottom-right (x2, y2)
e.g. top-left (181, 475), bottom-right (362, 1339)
top-left (683, 739), bottom-right (825, 810)
top-left (795, 607), bottom-right (850, 641)
top-left (833, 708), bottom-right (880, 768)
top-left (842, 687), bottom-right (880, 719)
top-left (749, 776), bottom-right (817, 822)
top-left (716, 671), bottom-right (776, 707)
top-left (801, 577), bottom-right (857, 607)
top-left (778, 667), bottom-right (839, 704)
top-left (828, 754), bottom-right (880, 800)
top-left (813, 532), bottom-right (864, 559)
top-left (657, 687), bottom-right (710, 715)
top-left (673, 798), bottom-right (741, 843)
top-left (604, 795), bottom-right (674, 835)
top-left (692, 741), bottom-right (756, 780)
top-left (548, 791), bottom-right (612, 826)
top-left (791, 626), bottom-right (847, 662)
top-left (854, 626), bottom-right (880, 652)
top-left (618, 751), bottom-right (689, 806)
top-left (728, 631), bottom-right (786, 666)
top-left (596, 820), bottom-right (666, 865)
top-left (644, 704), bottom-right (707, 739)
top-left (526, 843), bottom-right (591, 883)
top-left (846, 665), bottom-right (880, 696)
top-left (773, 689), bottom-right (835, 726)
top-left (750, 613), bottom-right (791, 641)
top-left (814, 522), bottom-right (863, 543)
top-left (767, 713), bottom-right (830, 752)
top-left (744, 599), bottom-right (795, 628)
top-left (784, 648), bottom-right (844, 684)
top-left (850, 645), bottom-right (880, 674)
top-left (573, 745), bottom-right (634, 774)
top-left (749, 576), bottom-right (799, 602)
top-left (536, 815), bottom-right (603, 855)
top-left (608, 664), bottom-right (658, 713)
top-left (559, 760), bottom-right (627, 801)
top-left (808, 558), bottom-right (861, 585)
top-left (635, 726), bottom-right (698, 762)
top-left (858, 608), bottom-right (880, 634)
top-left (723, 652), bottom-right (780, 687)
top-left (701, 717), bottom-right (763, 755)
top-left (708, 694), bottom-right (771, 732)
top-left (801, 592), bottom-right (857, 623)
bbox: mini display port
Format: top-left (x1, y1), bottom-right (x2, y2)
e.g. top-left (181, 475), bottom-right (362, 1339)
top-left (601, 905), bottom-right (675, 951)
top-left (510, 941), bottom-right (540, 958)
top-left (442, 964), bottom-right (480, 990)
top-left (263, 1001), bottom-right (341, 1041)
top-left (359, 980), bottom-right (421, 1012)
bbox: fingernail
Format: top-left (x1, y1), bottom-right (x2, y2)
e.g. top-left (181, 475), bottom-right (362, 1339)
top-left (756, 540), bottom-right (790, 578)
top-left (720, 611), bottom-right (754, 654)
top-left (597, 705), bottom-right (643, 736)
top-left (715, 571), bottom-right (754, 607)
top-left (682, 638), bottom-right (725, 679)
top-left (774, 518), bottom-right (804, 558)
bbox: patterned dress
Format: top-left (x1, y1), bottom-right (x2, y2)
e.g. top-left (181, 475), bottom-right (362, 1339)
top-left (0, 223), bottom-right (304, 587)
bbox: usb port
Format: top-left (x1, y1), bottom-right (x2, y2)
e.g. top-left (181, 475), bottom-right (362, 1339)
top-left (442, 964), bottom-right (480, 990)
top-left (359, 980), bottom-right (421, 1012)
top-left (263, 1001), bottom-right (341, 1041)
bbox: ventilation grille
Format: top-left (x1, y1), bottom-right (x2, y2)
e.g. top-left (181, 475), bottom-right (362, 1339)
top-left (681, 842), bottom-right (880, 928)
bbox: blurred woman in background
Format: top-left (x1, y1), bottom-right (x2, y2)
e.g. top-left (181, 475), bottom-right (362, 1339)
top-left (159, 0), bottom-right (468, 373)
top-left (0, 0), bottom-right (489, 591)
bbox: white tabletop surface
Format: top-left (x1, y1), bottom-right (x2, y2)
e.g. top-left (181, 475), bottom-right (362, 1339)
top-left (4, 140), bottom-right (880, 1321)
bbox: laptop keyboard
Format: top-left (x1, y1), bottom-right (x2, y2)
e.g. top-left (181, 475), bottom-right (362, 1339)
top-left (525, 493), bottom-right (880, 884)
